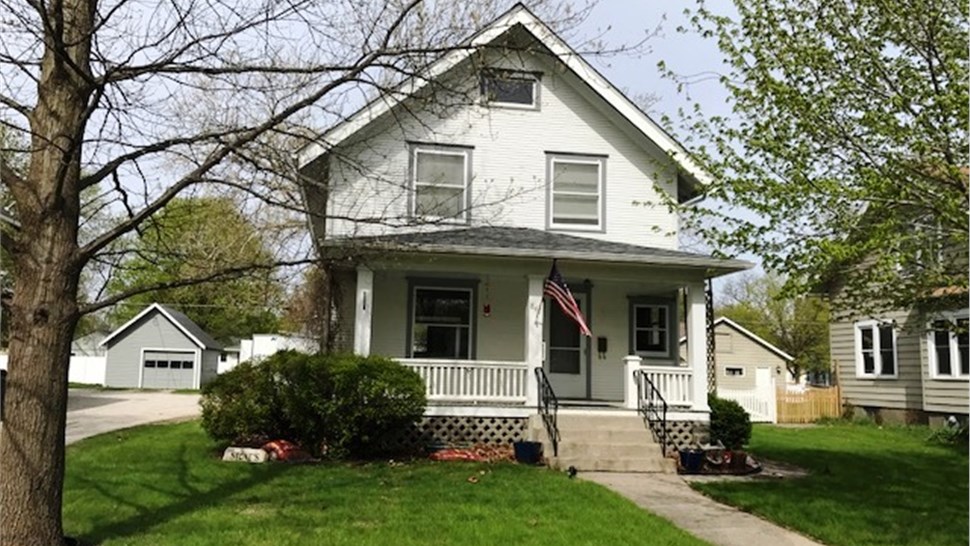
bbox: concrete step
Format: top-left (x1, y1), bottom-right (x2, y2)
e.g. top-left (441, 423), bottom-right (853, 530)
top-left (551, 455), bottom-right (677, 473)
top-left (557, 442), bottom-right (659, 459)
top-left (554, 414), bottom-right (648, 431)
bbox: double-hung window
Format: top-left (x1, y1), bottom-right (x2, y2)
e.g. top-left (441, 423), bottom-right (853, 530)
top-left (630, 303), bottom-right (670, 357)
top-left (411, 146), bottom-right (470, 221)
top-left (410, 287), bottom-right (473, 359)
top-left (548, 154), bottom-right (604, 229)
top-left (928, 317), bottom-right (969, 379)
top-left (854, 320), bottom-right (897, 378)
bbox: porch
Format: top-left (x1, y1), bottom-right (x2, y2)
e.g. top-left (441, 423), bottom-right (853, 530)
top-left (398, 357), bottom-right (703, 421)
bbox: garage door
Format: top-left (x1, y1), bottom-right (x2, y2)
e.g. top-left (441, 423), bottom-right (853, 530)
top-left (142, 351), bottom-right (196, 389)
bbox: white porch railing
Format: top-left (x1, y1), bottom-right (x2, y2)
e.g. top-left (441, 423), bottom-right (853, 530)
top-left (400, 359), bottom-right (529, 404)
top-left (637, 365), bottom-right (693, 407)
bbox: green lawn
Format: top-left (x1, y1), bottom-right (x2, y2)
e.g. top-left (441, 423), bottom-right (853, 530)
top-left (693, 423), bottom-right (969, 546)
top-left (64, 422), bottom-right (707, 546)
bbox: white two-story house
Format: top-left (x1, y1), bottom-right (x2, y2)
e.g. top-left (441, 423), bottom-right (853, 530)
top-left (297, 4), bottom-right (751, 467)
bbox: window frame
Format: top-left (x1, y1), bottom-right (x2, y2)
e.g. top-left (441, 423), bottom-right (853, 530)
top-left (409, 144), bottom-right (473, 223)
top-left (405, 278), bottom-right (479, 360)
top-left (628, 295), bottom-right (676, 359)
top-left (724, 366), bottom-right (745, 377)
top-left (546, 153), bottom-right (606, 232)
top-left (853, 319), bottom-right (899, 379)
top-left (480, 70), bottom-right (540, 109)
top-left (927, 312), bottom-right (970, 381)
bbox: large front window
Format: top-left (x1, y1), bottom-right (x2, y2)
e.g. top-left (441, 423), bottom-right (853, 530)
top-left (633, 304), bottom-right (669, 356)
top-left (548, 155), bottom-right (604, 229)
top-left (411, 287), bottom-right (472, 359)
top-left (412, 147), bottom-right (470, 220)
top-left (854, 320), bottom-right (896, 378)
top-left (928, 317), bottom-right (969, 379)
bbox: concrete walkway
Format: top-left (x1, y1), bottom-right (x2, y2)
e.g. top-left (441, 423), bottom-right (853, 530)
top-left (584, 472), bottom-right (825, 546)
top-left (66, 390), bottom-right (201, 445)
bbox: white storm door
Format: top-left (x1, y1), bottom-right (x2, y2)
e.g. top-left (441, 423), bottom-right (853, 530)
top-left (545, 293), bottom-right (588, 399)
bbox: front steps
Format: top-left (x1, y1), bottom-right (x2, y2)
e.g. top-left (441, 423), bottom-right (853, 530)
top-left (528, 412), bottom-right (676, 473)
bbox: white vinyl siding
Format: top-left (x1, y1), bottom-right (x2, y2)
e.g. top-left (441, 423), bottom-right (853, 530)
top-left (412, 147), bottom-right (470, 221)
top-left (854, 320), bottom-right (897, 379)
top-left (548, 155), bottom-right (604, 229)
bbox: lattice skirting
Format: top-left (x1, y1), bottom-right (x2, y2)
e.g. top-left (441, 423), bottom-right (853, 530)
top-left (647, 420), bottom-right (709, 452)
top-left (383, 416), bottom-right (528, 452)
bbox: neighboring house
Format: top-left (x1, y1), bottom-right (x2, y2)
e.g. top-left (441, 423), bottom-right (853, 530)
top-left (679, 317), bottom-right (794, 390)
top-left (296, 4), bottom-right (751, 464)
top-left (829, 304), bottom-right (969, 425)
top-left (100, 303), bottom-right (223, 390)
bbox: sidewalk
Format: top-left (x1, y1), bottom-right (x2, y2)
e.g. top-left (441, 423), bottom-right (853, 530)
top-left (583, 472), bottom-right (825, 546)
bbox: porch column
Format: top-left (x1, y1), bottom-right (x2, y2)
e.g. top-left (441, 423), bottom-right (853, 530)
top-left (687, 281), bottom-right (710, 412)
top-left (353, 266), bottom-right (374, 356)
top-left (623, 355), bottom-right (643, 410)
top-left (524, 275), bottom-right (544, 408)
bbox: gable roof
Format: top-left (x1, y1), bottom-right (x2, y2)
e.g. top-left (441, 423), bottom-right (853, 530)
top-left (296, 3), bottom-right (711, 198)
top-left (708, 317), bottom-right (794, 362)
top-left (324, 226), bottom-right (752, 275)
top-left (100, 303), bottom-right (222, 350)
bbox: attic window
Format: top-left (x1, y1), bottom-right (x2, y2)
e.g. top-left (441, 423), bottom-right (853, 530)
top-left (481, 71), bottom-right (538, 108)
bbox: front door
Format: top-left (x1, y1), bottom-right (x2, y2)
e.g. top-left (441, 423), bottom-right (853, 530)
top-left (545, 293), bottom-right (588, 399)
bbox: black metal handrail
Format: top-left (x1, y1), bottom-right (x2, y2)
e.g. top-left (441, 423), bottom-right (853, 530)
top-left (534, 367), bottom-right (560, 457)
top-left (634, 369), bottom-right (668, 457)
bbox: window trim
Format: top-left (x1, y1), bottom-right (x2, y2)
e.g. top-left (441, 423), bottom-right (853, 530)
top-left (927, 311), bottom-right (970, 381)
top-left (408, 144), bottom-right (473, 223)
top-left (546, 153), bottom-right (606, 232)
top-left (628, 295), bottom-right (676, 359)
top-left (405, 277), bottom-right (479, 360)
top-left (853, 320), bottom-right (899, 379)
top-left (480, 70), bottom-right (540, 110)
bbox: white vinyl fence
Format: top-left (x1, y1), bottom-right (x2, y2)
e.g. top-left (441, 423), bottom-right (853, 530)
top-left (718, 367), bottom-right (777, 423)
top-left (0, 354), bottom-right (107, 386)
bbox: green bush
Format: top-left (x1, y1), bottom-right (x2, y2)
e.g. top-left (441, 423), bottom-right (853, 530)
top-left (200, 351), bottom-right (427, 457)
top-left (708, 394), bottom-right (752, 450)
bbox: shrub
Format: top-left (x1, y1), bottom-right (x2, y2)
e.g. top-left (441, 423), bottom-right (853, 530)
top-left (200, 351), bottom-right (427, 457)
top-left (708, 394), bottom-right (752, 450)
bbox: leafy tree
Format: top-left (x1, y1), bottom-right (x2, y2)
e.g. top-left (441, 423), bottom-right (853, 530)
top-left (667, 1), bottom-right (968, 317)
top-left (717, 273), bottom-right (830, 381)
top-left (107, 197), bottom-right (283, 341)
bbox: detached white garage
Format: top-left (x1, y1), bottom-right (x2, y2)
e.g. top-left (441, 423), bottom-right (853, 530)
top-left (100, 303), bottom-right (223, 390)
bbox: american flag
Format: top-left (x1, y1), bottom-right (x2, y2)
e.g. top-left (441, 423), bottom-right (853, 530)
top-left (544, 260), bottom-right (592, 337)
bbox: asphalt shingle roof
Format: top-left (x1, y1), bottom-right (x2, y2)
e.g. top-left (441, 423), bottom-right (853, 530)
top-left (324, 226), bottom-right (752, 273)
top-left (158, 305), bottom-right (222, 350)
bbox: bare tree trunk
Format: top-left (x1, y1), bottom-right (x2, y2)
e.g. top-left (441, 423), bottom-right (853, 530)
top-left (0, 0), bottom-right (91, 542)
top-left (0, 250), bottom-right (80, 545)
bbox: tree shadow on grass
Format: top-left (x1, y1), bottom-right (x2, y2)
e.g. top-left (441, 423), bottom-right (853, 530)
top-left (72, 442), bottom-right (293, 545)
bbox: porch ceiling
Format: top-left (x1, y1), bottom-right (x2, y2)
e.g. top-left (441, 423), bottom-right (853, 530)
top-left (321, 226), bottom-right (752, 277)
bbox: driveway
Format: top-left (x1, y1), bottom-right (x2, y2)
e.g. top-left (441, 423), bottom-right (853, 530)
top-left (66, 389), bottom-right (201, 445)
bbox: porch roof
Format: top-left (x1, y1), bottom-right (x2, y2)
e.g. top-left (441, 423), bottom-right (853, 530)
top-left (322, 227), bottom-right (752, 276)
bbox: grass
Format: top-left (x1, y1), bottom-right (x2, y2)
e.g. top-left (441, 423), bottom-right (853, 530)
top-left (64, 422), bottom-right (707, 546)
top-left (692, 422), bottom-right (969, 546)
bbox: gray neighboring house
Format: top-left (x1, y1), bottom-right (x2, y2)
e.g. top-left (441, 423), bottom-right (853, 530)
top-left (100, 303), bottom-right (222, 390)
top-left (829, 304), bottom-right (969, 425)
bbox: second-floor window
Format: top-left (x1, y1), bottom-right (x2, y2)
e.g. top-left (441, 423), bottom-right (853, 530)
top-left (854, 320), bottom-right (896, 378)
top-left (411, 146), bottom-right (470, 221)
top-left (548, 154), bottom-right (605, 230)
top-left (928, 317), bottom-right (969, 379)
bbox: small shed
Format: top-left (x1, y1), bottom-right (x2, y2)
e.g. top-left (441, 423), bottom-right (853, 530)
top-left (100, 303), bottom-right (223, 390)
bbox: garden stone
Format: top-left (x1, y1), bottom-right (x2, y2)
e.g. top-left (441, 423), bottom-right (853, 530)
top-left (222, 447), bottom-right (268, 463)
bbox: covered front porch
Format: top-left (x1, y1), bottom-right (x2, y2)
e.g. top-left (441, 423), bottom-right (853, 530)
top-left (337, 228), bottom-right (749, 422)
